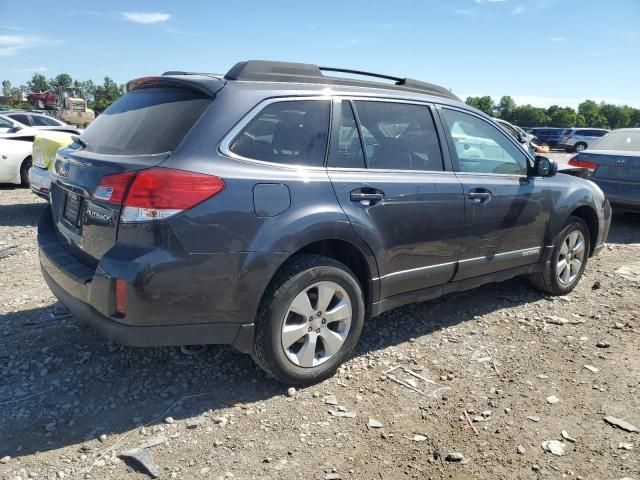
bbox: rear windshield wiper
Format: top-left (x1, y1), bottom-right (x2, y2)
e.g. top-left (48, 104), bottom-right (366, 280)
top-left (72, 135), bottom-right (87, 148)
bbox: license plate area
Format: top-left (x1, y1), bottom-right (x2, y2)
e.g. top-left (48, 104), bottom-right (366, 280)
top-left (62, 191), bottom-right (83, 229)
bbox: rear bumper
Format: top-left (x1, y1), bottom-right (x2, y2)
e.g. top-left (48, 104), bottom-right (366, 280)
top-left (37, 206), bottom-right (262, 352)
top-left (28, 166), bottom-right (51, 199)
top-left (41, 266), bottom-right (254, 351)
top-left (594, 180), bottom-right (640, 212)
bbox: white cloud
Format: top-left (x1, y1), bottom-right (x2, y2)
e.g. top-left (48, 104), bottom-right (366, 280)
top-left (337, 38), bottom-right (361, 48)
top-left (0, 34), bottom-right (61, 56)
top-left (474, 0), bottom-right (510, 4)
top-left (454, 8), bottom-right (476, 16)
top-left (0, 24), bottom-right (28, 31)
top-left (511, 5), bottom-right (526, 15)
top-left (121, 12), bottom-right (171, 24)
top-left (549, 36), bottom-right (566, 42)
top-left (19, 66), bottom-right (47, 73)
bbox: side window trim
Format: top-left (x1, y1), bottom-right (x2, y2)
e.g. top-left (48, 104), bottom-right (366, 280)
top-left (219, 96), bottom-right (332, 170)
top-left (436, 105), bottom-right (534, 177)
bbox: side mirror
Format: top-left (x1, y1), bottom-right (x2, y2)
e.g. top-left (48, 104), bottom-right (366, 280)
top-left (8, 124), bottom-right (23, 133)
top-left (534, 156), bottom-right (557, 177)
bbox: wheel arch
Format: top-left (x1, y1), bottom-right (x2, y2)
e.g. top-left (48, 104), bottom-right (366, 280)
top-left (251, 237), bottom-right (380, 325)
top-left (569, 205), bottom-right (598, 256)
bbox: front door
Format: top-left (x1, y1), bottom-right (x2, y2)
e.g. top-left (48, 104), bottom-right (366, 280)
top-left (328, 99), bottom-right (466, 299)
top-left (437, 107), bottom-right (551, 280)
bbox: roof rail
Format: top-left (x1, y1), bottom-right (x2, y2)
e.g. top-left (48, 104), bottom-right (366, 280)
top-left (224, 60), bottom-right (459, 101)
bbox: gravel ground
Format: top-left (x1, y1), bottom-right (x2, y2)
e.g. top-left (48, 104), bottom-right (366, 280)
top-left (1, 168), bottom-right (639, 480)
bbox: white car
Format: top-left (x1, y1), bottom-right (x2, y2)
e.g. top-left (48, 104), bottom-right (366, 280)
top-left (0, 138), bottom-right (33, 185)
top-left (1, 112), bottom-right (81, 135)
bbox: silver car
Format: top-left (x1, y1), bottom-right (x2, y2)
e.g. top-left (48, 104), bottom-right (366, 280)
top-left (558, 128), bottom-right (609, 152)
top-left (569, 128), bottom-right (640, 211)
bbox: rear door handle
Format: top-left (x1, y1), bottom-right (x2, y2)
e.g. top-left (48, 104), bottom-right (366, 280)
top-left (350, 189), bottom-right (384, 206)
top-left (467, 189), bottom-right (492, 204)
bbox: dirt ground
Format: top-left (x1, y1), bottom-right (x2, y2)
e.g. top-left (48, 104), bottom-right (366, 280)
top-left (1, 161), bottom-right (639, 480)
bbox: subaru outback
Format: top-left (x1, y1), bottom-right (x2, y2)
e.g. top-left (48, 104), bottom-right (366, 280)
top-left (38, 61), bottom-right (611, 385)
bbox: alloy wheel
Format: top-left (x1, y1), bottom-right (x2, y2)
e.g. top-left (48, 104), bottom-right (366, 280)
top-left (281, 281), bottom-right (352, 368)
top-left (557, 230), bottom-right (586, 285)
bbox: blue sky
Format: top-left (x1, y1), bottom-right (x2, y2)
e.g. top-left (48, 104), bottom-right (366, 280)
top-left (1, 0), bottom-right (639, 108)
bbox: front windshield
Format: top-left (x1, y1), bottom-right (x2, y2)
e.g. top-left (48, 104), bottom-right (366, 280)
top-left (591, 130), bottom-right (640, 152)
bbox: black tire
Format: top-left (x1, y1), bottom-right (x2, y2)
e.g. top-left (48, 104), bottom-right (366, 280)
top-left (529, 216), bottom-right (590, 295)
top-left (252, 254), bottom-right (365, 386)
top-left (20, 156), bottom-right (32, 187)
top-left (574, 142), bottom-right (587, 153)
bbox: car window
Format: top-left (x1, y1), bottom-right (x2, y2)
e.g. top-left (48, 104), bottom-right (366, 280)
top-left (591, 130), bottom-right (640, 151)
top-left (329, 101), bottom-right (365, 168)
top-left (230, 100), bottom-right (330, 167)
top-left (352, 101), bottom-right (443, 171)
top-left (8, 114), bottom-right (31, 125)
top-left (440, 108), bottom-right (529, 176)
top-left (31, 115), bottom-right (62, 126)
top-left (0, 116), bottom-right (13, 128)
top-left (81, 87), bottom-right (211, 155)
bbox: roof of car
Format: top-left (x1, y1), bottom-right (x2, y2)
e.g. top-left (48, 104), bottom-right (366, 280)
top-left (160, 60), bottom-right (461, 102)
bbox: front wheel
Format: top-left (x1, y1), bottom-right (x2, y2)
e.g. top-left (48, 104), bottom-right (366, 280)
top-left (529, 216), bottom-right (590, 295)
top-left (252, 255), bottom-right (365, 386)
top-left (20, 156), bottom-right (32, 187)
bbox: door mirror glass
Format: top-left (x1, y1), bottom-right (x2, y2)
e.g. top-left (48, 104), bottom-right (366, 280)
top-left (534, 156), bottom-right (557, 177)
top-left (9, 124), bottom-right (23, 133)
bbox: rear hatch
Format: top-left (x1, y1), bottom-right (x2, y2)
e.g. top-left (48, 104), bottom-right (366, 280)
top-left (50, 79), bottom-right (220, 267)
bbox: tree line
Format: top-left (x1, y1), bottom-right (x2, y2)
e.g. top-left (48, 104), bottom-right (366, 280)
top-left (1, 73), bottom-right (124, 114)
top-left (465, 95), bottom-right (640, 130)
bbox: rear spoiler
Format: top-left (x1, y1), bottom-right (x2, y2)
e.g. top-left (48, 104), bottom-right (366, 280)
top-left (125, 76), bottom-right (224, 97)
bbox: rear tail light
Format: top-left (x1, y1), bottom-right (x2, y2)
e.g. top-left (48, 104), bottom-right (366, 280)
top-left (93, 168), bottom-right (224, 222)
top-left (115, 279), bottom-right (127, 316)
top-left (568, 156), bottom-right (598, 170)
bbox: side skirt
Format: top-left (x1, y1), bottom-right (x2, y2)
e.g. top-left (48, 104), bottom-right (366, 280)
top-left (370, 262), bottom-right (547, 317)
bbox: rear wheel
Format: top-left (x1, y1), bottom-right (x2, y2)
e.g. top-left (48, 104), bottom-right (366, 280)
top-left (252, 255), bottom-right (365, 386)
top-left (529, 216), bottom-right (590, 295)
top-left (20, 156), bottom-right (32, 187)
top-left (574, 142), bottom-right (587, 152)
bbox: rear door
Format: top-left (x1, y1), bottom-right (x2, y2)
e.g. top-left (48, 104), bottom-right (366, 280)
top-left (50, 85), bottom-right (215, 267)
top-left (437, 107), bottom-right (551, 280)
top-left (328, 99), bottom-right (465, 299)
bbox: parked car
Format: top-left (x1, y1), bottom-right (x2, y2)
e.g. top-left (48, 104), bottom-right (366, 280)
top-left (0, 137), bottom-right (33, 185)
top-left (568, 128), bottom-right (640, 211)
top-left (29, 131), bottom-right (75, 199)
top-left (495, 118), bottom-right (539, 153)
top-left (558, 128), bottom-right (609, 152)
top-left (527, 127), bottom-right (569, 148)
top-left (1, 112), bottom-right (81, 135)
top-left (38, 60), bottom-right (611, 385)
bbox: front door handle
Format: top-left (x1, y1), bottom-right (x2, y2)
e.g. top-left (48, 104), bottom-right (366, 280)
top-left (467, 189), bottom-right (492, 204)
top-left (350, 189), bottom-right (384, 206)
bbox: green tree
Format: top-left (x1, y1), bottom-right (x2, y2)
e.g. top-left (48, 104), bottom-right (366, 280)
top-left (2, 80), bottom-right (11, 97)
top-left (599, 103), bottom-right (630, 129)
top-left (547, 105), bottom-right (577, 128)
top-left (91, 77), bottom-right (123, 113)
top-left (27, 73), bottom-right (50, 93)
top-left (496, 95), bottom-right (517, 121)
top-left (465, 96), bottom-right (495, 116)
top-left (577, 100), bottom-right (608, 128)
top-left (52, 73), bottom-right (73, 89)
top-left (628, 109), bottom-right (640, 128)
top-left (510, 105), bottom-right (550, 127)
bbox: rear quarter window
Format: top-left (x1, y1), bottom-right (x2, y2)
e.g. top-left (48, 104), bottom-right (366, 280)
top-left (80, 87), bottom-right (211, 155)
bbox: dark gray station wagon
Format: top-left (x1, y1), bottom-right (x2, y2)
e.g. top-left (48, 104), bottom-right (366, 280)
top-left (39, 61), bottom-right (611, 385)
